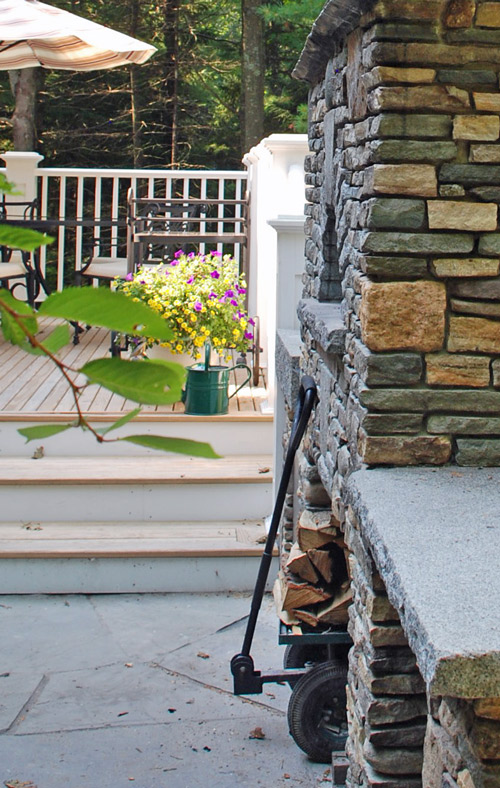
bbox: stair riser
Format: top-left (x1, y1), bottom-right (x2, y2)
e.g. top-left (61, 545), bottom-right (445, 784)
top-left (0, 482), bottom-right (272, 522)
top-left (0, 420), bottom-right (273, 457)
top-left (0, 556), bottom-right (278, 594)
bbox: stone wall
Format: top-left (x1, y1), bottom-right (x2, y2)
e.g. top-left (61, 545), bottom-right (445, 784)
top-left (296, 0), bottom-right (500, 515)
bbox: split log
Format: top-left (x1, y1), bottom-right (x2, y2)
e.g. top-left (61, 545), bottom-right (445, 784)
top-left (316, 584), bottom-right (353, 625)
top-left (278, 570), bottom-right (332, 611)
top-left (272, 577), bottom-right (300, 626)
top-left (297, 509), bottom-right (341, 551)
top-left (286, 542), bottom-right (319, 584)
top-left (308, 547), bottom-right (334, 585)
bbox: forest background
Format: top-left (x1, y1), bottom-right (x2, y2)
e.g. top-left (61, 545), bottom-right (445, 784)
top-left (0, 0), bottom-right (322, 170)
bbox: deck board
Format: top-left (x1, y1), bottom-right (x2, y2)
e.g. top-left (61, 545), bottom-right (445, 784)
top-left (0, 318), bottom-right (269, 420)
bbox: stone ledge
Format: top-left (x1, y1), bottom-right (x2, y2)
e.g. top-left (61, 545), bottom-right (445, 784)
top-left (345, 467), bottom-right (500, 698)
top-left (276, 329), bottom-right (302, 408)
top-left (297, 298), bottom-right (346, 356)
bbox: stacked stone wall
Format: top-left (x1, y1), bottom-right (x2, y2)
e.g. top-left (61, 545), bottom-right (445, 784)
top-left (301, 0), bottom-right (500, 511)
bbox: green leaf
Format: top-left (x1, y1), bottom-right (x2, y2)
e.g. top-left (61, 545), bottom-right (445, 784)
top-left (122, 434), bottom-right (221, 458)
top-left (80, 357), bottom-right (185, 405)
top-left (0, 225), bottom-right (53, 251)
top-left (0, 289), bottom-right (38, 345)
top-left (25, 323), bottom-right (71, 356)
top-left (98, 407), bottom-right (142, 436)
top-left (0, 174), bottom-right (21, 195)
top-left (18, 423), bottom-right (75, 442)
top-left (38, 287), bottom-right (173, 341)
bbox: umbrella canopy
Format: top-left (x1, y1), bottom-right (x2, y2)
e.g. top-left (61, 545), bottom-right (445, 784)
top-left (0, 0), bottom-right (156, 70)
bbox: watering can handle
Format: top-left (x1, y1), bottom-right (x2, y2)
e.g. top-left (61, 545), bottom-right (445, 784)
top-left (204, 342), bottom-right (211, 371)
top-left (228, 364), bottom-right (252, 399)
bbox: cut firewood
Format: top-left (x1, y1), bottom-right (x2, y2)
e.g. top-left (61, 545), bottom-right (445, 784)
top-left (316, 584), bottom-right (353, 625)
top-left (286, 542), bottom-right (319, 584)
top-left (294, 607), bottom-right (320, 627)
top-left (279, 570), bottom-right (332, 611)
top-left (308, 547), bottom-right (334, 585)
top-left (297, 509), bottom-right (341, 551)
top-left (272, 577), bottom-right (300, 626)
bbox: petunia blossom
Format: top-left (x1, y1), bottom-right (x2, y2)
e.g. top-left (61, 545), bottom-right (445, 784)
top-left (210, 270), bottom-right (220, 279)
top-left (194, 301), bottom-right (203, 311)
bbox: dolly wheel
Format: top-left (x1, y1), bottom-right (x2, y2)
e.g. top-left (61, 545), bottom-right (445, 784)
top-left (287, 660), bottom-right (348, 763)
top-left (283, 643), bottom-right (328, 687)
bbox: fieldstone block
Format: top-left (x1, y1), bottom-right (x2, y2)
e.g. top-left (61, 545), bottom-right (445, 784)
top-left (431, 258), bottom-right (500, 277)
top-left (423, 719), bottom-right (465, 788)
top-left (351, 344), bottom-right (423, 387)
top-left (367, 721), bottom-right (427, 749)
top-left (367, 22), bottom-right (441, 42)
top-left (477, 2), bottom-right (500, 27)
top-left (368, 85), bottom-right (469, 113)
top-left (451, 297), bottom-right (500, 318)
top-left (470, 145), bottom-right (500, 163)
top-left (360, 279), bottom-right (446, 352)
top-left (478, 234), bottom-right (500, 255)
top-left (360, 255), bottom-right (428, 278)
top-left (425, 353), bottom-right (491, 387)
top-left (360, 435), bottom-right (452, 466)
top-left (364, 164), bottom-right (437, 197)
top-left (438, 69), bottom-right (498, 87)
top-left (440, 164), bottom-right (500, 186)
top-left (453, 115), bottom-right (500, 141)
top-left (493, 359), bottom-right (500, 387)
top-left (474, 92), bottom-right (500, 112)
top-left (448, 316), bottom-right (500, 353)
top-left (365, 198), bottom-right (426, 230)
top-left (428, 415), bottom-right (500, 435)
top-left (474, 698), bottom-right (500, 720)
top-left (371, 113), bottom-right (452, 139)
top-left (450, 277), bottom-right (500, 299)
top-left (471, 186), bottom-right (500, 202)
top-left (373, 140), bottom-right (457, 164)
top-left (364, 1), bottom-right (449, 23)
top-left (365, 66), bottom-right (436, 88)
top-left (440, 184), bottom-right (466, 197)
top-left (365, 41), bottom-right (500, 69)
top-left (364, 740), bottom-right (423, 775)
top-left (443, 0), bottom-right (475, 27)
top-left (359, 232), bottom-right (474, 255)
top-left (363, 413), bottom-right (424, 435)
top-left (360, 387), bottom-right (500, 413)
top-left (456, 439), bottom-right (500, 465)
top-left (428, 201), bottom-right (498, 231)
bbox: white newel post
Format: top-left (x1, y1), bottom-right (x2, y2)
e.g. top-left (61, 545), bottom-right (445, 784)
top-left (0, 151), bottom-right (44, 217)
top-left (242, 133), bottom-right (308, 415)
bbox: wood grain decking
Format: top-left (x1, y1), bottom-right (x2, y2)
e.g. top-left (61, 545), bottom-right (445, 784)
top-left (0, 318), bottom-right (268, 420)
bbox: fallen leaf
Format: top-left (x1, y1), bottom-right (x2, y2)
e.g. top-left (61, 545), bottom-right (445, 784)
top-left (258, 467), bottom-right (270, 474)
top-left (249, 726), bottom-right (266, 739)
top-left (4, 782), bottom-right (38, 788)
top-left (22, 523), bottom-right (42, 531)
top-left (265, 691), bottom-right (275, 699)
top-left (117, 711), bottom-right (129, 717)
top-left (168, 708), bottom-right (176, 713)
top-left (203, 746), bottom-right (211, 752)
top-left (124, 662), bottom-right (134, 668)
top-left (32, 446), bottom-right (44, 460)
top-left (197, 652), bottom-right (210, 659)
top-left (283, 774), bottom-right (290, 780)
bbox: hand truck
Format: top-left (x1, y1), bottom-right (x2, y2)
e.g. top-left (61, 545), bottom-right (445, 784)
top-left (231, 376), bottom-right (352, 763)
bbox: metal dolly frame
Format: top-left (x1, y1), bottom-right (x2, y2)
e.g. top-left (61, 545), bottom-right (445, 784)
top-left (231, 376), bottom-right (353, 763)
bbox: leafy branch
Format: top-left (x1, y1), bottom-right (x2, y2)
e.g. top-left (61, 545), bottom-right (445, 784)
top-left (0, 221), bottom-right (219, 459)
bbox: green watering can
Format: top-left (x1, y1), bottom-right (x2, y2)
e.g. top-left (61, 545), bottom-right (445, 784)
top-left (182, 344), bottom-right (251, 415)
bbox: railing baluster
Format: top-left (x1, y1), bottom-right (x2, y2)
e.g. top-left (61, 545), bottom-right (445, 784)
top-left (75, 176), bottom-right (84, 274)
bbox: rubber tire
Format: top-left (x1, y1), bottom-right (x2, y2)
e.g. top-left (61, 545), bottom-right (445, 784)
top-left (287, 660), bottom-right (348, 763)
top-left (283, 643), bottom-right (329, 687)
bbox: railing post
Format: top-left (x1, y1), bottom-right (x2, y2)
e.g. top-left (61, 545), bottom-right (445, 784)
top-left (242, 133), bottom-right (308, 412)
top-left (0, 152), bottom-right (44, 217)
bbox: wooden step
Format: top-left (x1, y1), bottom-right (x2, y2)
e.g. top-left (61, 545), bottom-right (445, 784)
top-left (0, 520), bottom-right (275, 558)
top-left (0, 454), bottom-right (273, 485)
top-left (0, 455), bottom-right (273, 522)
top-left (0, 520), bottom-right (278, 594)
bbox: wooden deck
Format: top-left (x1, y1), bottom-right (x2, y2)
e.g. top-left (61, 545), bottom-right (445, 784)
top-left (0, 318), bottom-right (268, 421)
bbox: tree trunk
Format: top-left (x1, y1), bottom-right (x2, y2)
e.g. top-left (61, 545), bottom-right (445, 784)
top-left (9, 68), bottom-right (38, 151)
top-left (241, 0), bottom-right (265, 154)
top-left (129, 0), bottom-right (144, 168)
top-left (162, 0), bottom-right (181, 167)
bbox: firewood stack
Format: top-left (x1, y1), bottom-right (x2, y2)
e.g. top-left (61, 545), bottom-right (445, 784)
top-left (274, 508), bottom-right (352, 628)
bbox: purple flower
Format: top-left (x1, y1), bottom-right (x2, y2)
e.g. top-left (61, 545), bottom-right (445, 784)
top-left (248, 318), bottom-right (255, 326)
top-left (140, 279), bottom-right (146, 284)
top-left (210, 270), bottom-right (220, 279)
top-left (174, 250), bottom-right (183, 258)
top-left (125, 272), bottom-right (133, 281)
top-left (210, 250), bottom-right (222, 257)
top-left (237, 286), bottom-right (246, 294)
top-left (230, 299), bottom-right (238, 306)
top-left (225, 289), bottom-right (234, 297)
top-left (194, 301), bottom-right (203, 311)
top-left (188, 252), bottom-right (195, 259)
top-left (187, 276), bottom-right (194, 284)
top-left (209, 292), bottom-right (217, 299)
top-left (244, 331), bottom-right (254, 340)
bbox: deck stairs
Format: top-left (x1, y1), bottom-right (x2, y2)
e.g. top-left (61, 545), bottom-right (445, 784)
top-left (0, 326), bottom-right (276, 594)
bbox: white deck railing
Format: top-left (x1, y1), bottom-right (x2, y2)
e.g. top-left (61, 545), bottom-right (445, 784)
top-left (36, 167), bottom-right (248, 290)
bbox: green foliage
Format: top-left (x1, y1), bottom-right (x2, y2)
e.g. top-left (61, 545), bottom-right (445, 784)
top-left (0, 225), bottom-right (53, 251)
top-left (122, 434), bottom-right (220, 458)
top-left (80, 356), bottom-right (185, 405)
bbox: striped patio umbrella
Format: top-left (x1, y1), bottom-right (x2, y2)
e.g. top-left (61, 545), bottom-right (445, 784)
top-left (0, 0), bottom-right (156, 71)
